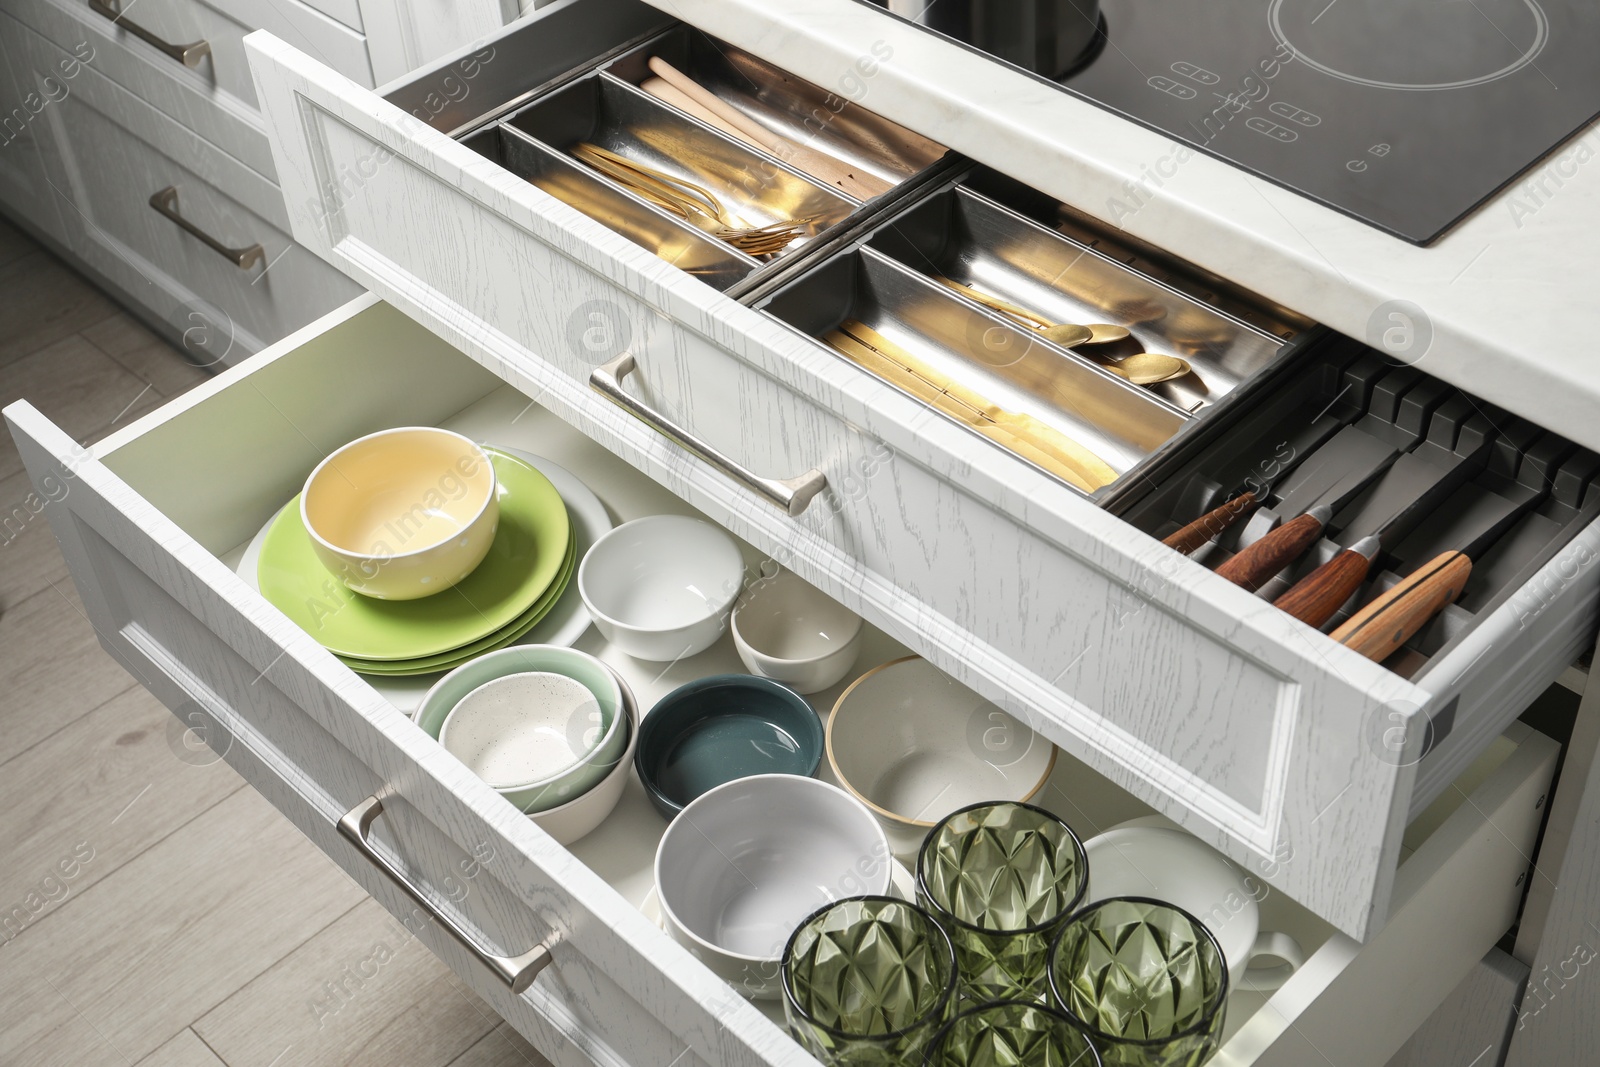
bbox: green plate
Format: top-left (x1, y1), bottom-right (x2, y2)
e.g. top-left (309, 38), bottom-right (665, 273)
top-left (258, 450), bottom-right (571, 661)
top-left (339, 535), bottom-right (576, 675)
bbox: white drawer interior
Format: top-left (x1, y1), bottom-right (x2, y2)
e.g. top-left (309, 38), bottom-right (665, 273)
top-left (78, 297), bottom-right (1559, 1065)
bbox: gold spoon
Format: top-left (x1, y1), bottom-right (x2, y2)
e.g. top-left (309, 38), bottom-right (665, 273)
top-left (1095, 351), bottom-right (1193, 385)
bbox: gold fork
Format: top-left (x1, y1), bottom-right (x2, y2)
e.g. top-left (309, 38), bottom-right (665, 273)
top-left (571, 143), bottom-right (814, 256)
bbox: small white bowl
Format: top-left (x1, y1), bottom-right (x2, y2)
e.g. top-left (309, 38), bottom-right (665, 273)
top-left (828, 657), bottom-right (1057, 859)
top-left (530, 671), bottom-right (639, 846)
top-left (302, 426), bottom-right (497, 600)
top-left (655, 774), bottom-right (891, 999)
top-left (577, 515), bottom-right (744, 661)
top-left (438, 671), bottom-right (601, 790)
top-left (732, 568), bottom-right (863, 694)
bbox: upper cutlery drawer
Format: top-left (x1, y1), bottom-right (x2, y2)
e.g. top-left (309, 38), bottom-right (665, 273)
top-left (244, 0), bottom-right (1600, 943)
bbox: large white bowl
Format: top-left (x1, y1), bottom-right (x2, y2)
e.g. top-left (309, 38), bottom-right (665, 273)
top-left (530, 671), bottom-right (639, 846)
top-left (577, 515), bottom-right (744, 661)
top-left (731, 568), bottom-right (863, 694)
top-left (828, 657), bottom-right (1058, 859)
top-left (302, 426), bottom-right (497, 600)
top-left (654, 774), bottom-right (891, 999)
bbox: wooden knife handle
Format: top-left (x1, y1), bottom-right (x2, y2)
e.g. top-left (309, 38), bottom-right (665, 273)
top-left (1272, 548), bottom-right (1372, 628)
top-left (1213, 511), bottom-right (1326, 592)
top-left (1330, 551), bottom-right (1471, 661)
top-left (1161, 492), bottom-right (1258, 554)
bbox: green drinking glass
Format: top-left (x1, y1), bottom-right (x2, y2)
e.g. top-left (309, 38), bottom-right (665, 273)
top-left (1047, 897), bottom-right (1229, 1067)
top-left (781, 896), bottom-right (960, 1067)
top-left (916, 801), bottom-right (1089, 1001)
top-left (923, 1000), bottom-right (1103, 1067)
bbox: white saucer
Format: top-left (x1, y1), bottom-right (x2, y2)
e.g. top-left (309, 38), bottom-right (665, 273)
top-left (237, 447), bottom-right (613, 716)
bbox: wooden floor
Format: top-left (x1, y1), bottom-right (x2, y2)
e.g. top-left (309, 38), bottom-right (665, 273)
top-left (0, 220), bottom-right (547, 1067)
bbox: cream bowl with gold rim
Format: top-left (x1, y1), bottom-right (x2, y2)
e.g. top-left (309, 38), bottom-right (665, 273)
top-left (827, 656), bottom-right (1058, 859)
top-left (301, 426), bottom-right (498, 600)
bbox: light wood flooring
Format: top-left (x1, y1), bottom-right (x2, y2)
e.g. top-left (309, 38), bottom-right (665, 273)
top-left (0, 219), bottom-right (549, 1067)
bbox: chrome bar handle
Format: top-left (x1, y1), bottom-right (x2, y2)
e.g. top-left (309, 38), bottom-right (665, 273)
top-left (337, 795), bottom-right (555, 994)
top-left (590, 352), bottom-right (828, 517)
top-left (148, 187), bottom-right (264, 270)
top-left (90, 0), bottom-right (211, 67)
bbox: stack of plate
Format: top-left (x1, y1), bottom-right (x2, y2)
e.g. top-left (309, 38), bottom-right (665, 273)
top-left (243, 447), bottom-right (609, 680)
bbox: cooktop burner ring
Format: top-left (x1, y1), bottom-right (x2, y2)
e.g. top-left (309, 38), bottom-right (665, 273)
top-left (1267, 0), bottom-right (1550, 92)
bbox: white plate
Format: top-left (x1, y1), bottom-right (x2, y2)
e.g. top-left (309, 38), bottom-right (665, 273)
top-left (237, 448), bottom-right (613, 716)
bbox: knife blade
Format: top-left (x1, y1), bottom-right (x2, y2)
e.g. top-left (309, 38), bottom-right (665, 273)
top-left (1329, 484), bottom-right (1546, 661)
top-left (1213, 428), bottom-right (1401, 592)
top-left (1271, 437), bottom-right (1495, 628)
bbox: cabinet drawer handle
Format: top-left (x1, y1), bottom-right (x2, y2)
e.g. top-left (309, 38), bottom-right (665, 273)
top-left (337, 795), bottom-right (555, 994)
top-left (590, 352), bottom-right (828, 517)
top-left (148, 187), bottom-right (265, 270)
top-left (90, 0), bottom-right (211, 67)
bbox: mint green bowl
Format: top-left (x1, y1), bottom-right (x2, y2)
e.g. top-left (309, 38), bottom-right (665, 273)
top-left (418, 645), bottom-right (624, 813)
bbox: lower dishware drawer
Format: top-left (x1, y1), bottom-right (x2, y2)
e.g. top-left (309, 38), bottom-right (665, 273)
top-left (244, 0), bottom-right (1600, 942)
top-left (7, 15), bottom-right (361, 364)
top-left (3, 295), bottom-right (1566, 1067)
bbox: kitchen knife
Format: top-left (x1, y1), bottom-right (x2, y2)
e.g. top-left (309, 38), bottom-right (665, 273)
top-left (1328, 485), bottom-right (1545, 662)
top-left (1159, 414), bottom-right (1351, 555)
top-left (1213, 430), bottom-right (1401, 592)
top-left (1271, 437), bottom-right (1495, 627)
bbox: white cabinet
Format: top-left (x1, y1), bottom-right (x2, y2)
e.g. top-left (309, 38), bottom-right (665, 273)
top-left (2, 295), bottom-right (1563, 1067)
top-left (0, 0), bottom-right (511, 360)
top-left (241, 0), bottom-right (1600, 941)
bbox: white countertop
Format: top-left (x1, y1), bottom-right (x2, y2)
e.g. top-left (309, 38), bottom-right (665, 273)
top-left (653, 0), bottom-right (1600, 451)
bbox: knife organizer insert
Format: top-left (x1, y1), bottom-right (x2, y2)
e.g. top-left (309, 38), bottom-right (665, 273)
top-left (1117, 339), bottom-right (1600, 680)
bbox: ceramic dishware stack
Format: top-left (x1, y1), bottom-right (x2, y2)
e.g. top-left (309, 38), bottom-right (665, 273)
top-left (634, 674), bottom-right (823, 817)
top-left (780, 896), bottom-right (958, 1066)
top-left (578, 514), bottom-right (745, 660)
top-left (829, 657), bottom-right (1058, 857)
top-left (1047, 898), bottom-right (1229, 1067)
top-left (731, 567), bottom-right (863, 693)
top-left (256, 435), bottom-right (579, 676)
top-left (916, 801), bottom-right (1090, 1001)
top-left (654, 775), bottom-right (892, 999)
top-left (416, 645), bottom-right (635, 843)
top-left (923, 1000), bottom-right (1102, 1067)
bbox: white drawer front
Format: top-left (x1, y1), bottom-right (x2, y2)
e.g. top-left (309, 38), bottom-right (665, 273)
top-left (77, 0), bottom-right (371, 111)
top-left (7, 0), bottom-right (275, 177)
top-left (241, 2), bottom-right (1600, 941)
top-left (3, 296), bottom-right (1563, 1067)
top-left (10, 18), bottom-right (361, 362)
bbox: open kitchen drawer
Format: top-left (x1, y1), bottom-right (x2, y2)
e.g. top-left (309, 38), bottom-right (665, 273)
top-left (2, 297), bottom-right (1564, 1066)
top-left (237, 0), bottom-right (1600, 943)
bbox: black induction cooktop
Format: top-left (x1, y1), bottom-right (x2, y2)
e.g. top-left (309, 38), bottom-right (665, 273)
top-left (872, 0), bottom-right (1600, 244)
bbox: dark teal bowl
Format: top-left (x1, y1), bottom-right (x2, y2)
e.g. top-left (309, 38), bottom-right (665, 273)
top-left (635, 674), bottom-right (824, 818)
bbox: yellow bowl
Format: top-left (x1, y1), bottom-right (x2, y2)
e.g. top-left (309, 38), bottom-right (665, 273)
top-left (301, 427), bottom-right (498, 600)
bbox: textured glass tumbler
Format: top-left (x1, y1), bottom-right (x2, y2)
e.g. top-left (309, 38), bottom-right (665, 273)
top-left (781, 896), bottom-right (959, 1066)
top-left (1047, 897), bottom-right (1228, 1067)
top-left (916, 801), bottom-right (1089, 1001)
top-left (924, 1000), bottom-right (1102, 1067)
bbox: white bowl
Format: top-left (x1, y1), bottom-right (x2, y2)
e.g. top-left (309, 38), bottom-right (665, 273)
top-left (578, 515), bottom-right (744, 661)
top-left (530, 671), bottom-right (639, 846)
top-left (828, 657), bottom-right (1058, 859)
top-left (301, 426), bottom-right (498, 600)
top-left (654, 774), bottom-right (891, 999)
top-left (732, 568), bottom-right (863, 694)
top-left (438, 672), bottom-right (601, 789)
